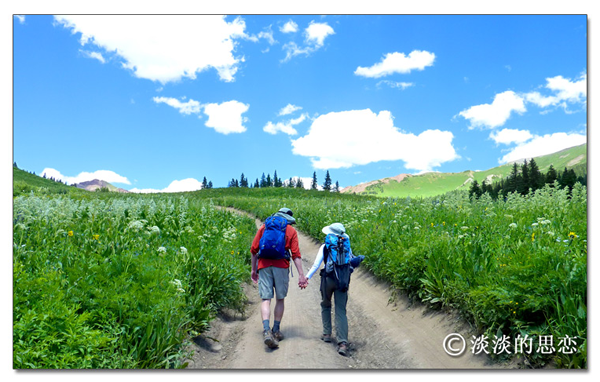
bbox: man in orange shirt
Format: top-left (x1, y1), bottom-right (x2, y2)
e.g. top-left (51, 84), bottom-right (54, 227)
top-left (251, 207), bottom-right (308, 349)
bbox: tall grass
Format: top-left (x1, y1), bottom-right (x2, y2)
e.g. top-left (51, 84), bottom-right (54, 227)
top-left (13, 194), bottom-right (256, 368)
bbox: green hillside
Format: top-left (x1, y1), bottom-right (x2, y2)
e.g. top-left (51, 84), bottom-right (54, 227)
top-left (13, 166), bottom-right (82, 197)
top-left (357, 143), bottom-right (587, 198)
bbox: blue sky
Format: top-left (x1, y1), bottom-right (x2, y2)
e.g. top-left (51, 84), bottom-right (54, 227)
top-left (12, 14), bottom-right (587, 192)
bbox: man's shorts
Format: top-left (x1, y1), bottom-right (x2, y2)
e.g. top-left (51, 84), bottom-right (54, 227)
top-left (258, 266), bottom-right (290, 300)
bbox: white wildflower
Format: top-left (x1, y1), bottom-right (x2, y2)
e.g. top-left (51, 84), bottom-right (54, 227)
top-left (509, 223), bottom-right (517, 229)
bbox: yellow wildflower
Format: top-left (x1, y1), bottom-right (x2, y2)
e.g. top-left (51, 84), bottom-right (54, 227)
top-left (68, 231), bottom-right (73, 237)
top-left (92, 234), bottom-right (100, 240)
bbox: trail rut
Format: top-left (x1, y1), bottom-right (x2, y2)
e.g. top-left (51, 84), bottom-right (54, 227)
top-left (186, 209), bottom-right (512, 369)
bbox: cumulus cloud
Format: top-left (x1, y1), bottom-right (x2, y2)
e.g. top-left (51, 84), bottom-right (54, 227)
top-left (278, 104), bottom-right (302, 116)
top-left (153, 96), bottom-right (202, 115)
top-left (291, 109), bottom-right (459, 172)
top-left (54, 15), bottom-right (250, 84)
top-left (524, 73), bottom-right (586, 110)
top-left (458, 91), bottom-right (526, 129)
top-left (203, 100), bottom-right (249, 134)
top-left (490, 128), bottom-right (534, 145)
top-left (282, 21), bottom-right (334, 62)
top-left (376, 80), bottom-right (414, 90)
top-left (280, 20), bottom-right (299, 33)
top-left (499, 132), bottom-right (587, 164)
top-left (264, 113), bottom-right (307, 135)
top-left (282, 176), bottom-right (322, 190)
top-left (460, 74), bottom-right (586, 129)
top-left (354, 50), bottom-right (436, 78)
top-left (129, 178), bottom-right (203, 193)
top-left (80, 50), bottom-right (105, 63)
top-left (41, 168), bottom-right (131, 185)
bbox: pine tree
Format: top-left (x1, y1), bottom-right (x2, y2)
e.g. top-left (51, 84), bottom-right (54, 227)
top-left (202, 177), bottom-right (208, 189)
top-left (334, 181), bottom-right (340, 192)
top-left (287, 177), bottom-right (295, 188)
top-left (254, 178), bottom-right (260, 188)
top-left (266, 173), bottom-right (272, 187)
top-left (260, 173), bottom-right (267, 188)
top-left (520, 159), bottom-right (530, 195)
top-left (469, 179), bottom-right (482, 199)
top-left (323, 170), bottom-right (332, 191)
top-left (207, 181), bottom-right (213, 189)
top-left (296, 178), bottom-right (304, 189)
top-left (528, 158), bottom-right (542, 191)
top-left (311, 171), bottom-right (318, 190)
top-left (273, 170), bottom-right (281, 187)
top-left (545, 165), bottom-right (558, 186)
top-left (240, 173), bottom-right (248, 188)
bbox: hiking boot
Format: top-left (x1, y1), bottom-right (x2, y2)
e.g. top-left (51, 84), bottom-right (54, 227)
top-left (263, 330), bottom-right (279, 348)
top-left (337, 342), bottom-right (349, 356)
top-left (273, 330), bottom-right (284, 341)
top-left (321, 334), bottom-right (332, 343)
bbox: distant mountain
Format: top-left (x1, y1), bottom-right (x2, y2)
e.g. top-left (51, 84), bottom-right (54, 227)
top-left (73, 179), bottom-right (129, 193)
top-left (341, 143), bottom-right (586, 198)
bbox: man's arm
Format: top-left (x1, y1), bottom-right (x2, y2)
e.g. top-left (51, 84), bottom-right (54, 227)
top-left (251, 253), bottom-right (259, 284)
top-left (293, 257), bottom-right (308, 289)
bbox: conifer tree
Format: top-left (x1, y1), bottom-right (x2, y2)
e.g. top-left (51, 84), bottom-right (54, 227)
top-left (260, 173), bottom-right (267, 188)
top-left (296, 177), bottom-right (304, 189)
top-left (311, 171), bottom-right (318, 190)
top-left (528, 158), bottom-right (542, 191)
top-left (545, 165), bottom-right (558, 186)
top-left (334, 181), bottom-right (340, 192)
top-left (323, 170), bottom-right (332, 191)
top-left (202, 176), bottom-right (208, 189)
top-left (266, 173), bottom-right (272, 187)
top-left (254, 178), bottom-right (260, 188)
top-left (207, 181), bottom-right (213, 189)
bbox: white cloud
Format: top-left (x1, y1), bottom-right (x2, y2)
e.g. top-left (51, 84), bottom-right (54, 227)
top-left (41, 168), bottom-right (131, 185)
top-left (282, 21), bottom-right (334, 62)
top-left (354, 50), bottom-right (436, 78)
top-left (499, 132), bottom-right (587, 164)
top-left (305, 21), bottom-right (335, 47)
top-left (203, 100), bottom-right (249, 134)
top-left (458, 91), bottom-right (526, 129)
top-left (291, 109), bottom-right (459, 172)
top-left (376, 80), bottom-right (415, 90)
top-left (258, 26), bottom-right (276, 45)
top-left (130, 178), bottom-right (203, 193)
top-left (54, 15), bottom-right (250, 84)
top-left (15, 15), bottom-right (25, 24)
top-left (524, 73), bottom-right (587, 110)
top-left (278, 104), bottom-right (302, 116)
top-left (490, 128), bottom-right (534, 145)
top-left (80, 50), bottom-right (106, 63)
top-left (264, 113), bottom-right (307, 135)
top-left (153, 96), bottom-right (202, 115)
top-left (280, 20), bottom-right (298, 33)
top-left (282, 176), bottom-right (322, 190)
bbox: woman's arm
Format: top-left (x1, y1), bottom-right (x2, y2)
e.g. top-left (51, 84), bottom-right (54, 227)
top-left (306, 245), bottom-right (325, 280)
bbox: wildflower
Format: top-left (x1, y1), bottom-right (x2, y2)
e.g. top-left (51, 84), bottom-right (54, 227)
top-left (509, 223), bottom-right (517, 229)
top-left (431, 223), bottom-right (434, 228)
top-left (547, 231), bottom-right (555, 236)
top-left (461, 226), bottom-right (469, 231)
top-left (92, 234), bottom-right (100, 240)
top-left (180, 247), bottom-right (188, 255)
top-left (158, 246), bottom-right (167, 256)
top-left (127, 220), bottom-right (145, 232)
top-left (531, 233), bottom-right (535, 242)
top-left (148, 226), bottom-right (161, 235)
top-left (68, 230), bottom-right (73, 237)
top-left (569, 232), bottom-right (578, 239)
top-left (531, 223), bottom-right (539, 227)
top-left (541, 220), bottom-right (551, 225)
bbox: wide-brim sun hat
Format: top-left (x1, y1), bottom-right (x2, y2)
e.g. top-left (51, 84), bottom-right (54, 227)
top-left (322, 222), bottom-right (349, 238)
top-left (278, 207), bottom-right (293, 216)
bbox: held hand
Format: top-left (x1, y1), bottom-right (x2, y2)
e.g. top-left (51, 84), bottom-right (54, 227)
top-left (298, 276), bottom-right (308, 289)
top-left (251, 270), bottom-right (259, 284)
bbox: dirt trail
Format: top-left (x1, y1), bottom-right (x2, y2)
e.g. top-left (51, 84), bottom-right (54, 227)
top-left (186, 209), bottom-right (511, 369)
